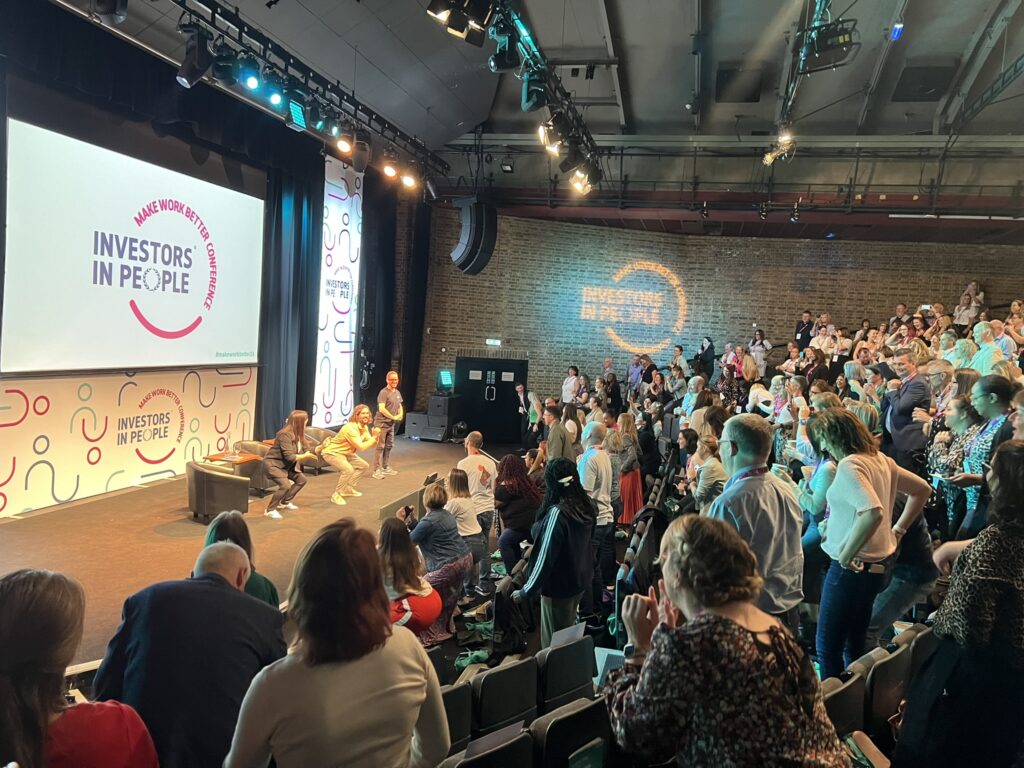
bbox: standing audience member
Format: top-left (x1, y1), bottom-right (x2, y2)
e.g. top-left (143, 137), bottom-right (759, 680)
top-left (968, 322), bottom-right (1004, 375)
top-left (378, 518), bottom-right (441, 634)
top-left (224, 519), bottom-right (449, 768)
top-left (0, 569), bottom-right (158, 768)
top-left (543, 405), bottom-right (574, 461)
top-left (810, 409), bottom-right (931, 679)
top-left (707, 414), bottom-right (804, 633)
top-left (749, 328), bottom-right (773, 379)
top-left (929, 395), bottom-right (985, 539)
top-left (606, 373), bottom-right (624, 414)
top-left (457, 432), bottom-right (498, 591)
top-left (697, 337), bottom-right (717, 378)
top-left (404, 482), bottom-right (473, 646)
top-left (262, 410), bottom-right (316, 519)
top-left (561, 366), bottom-right (580, 405)
top-left (604, 515), bottom-right (846, 767)
top-left (577, 423), bottom-right (615, 617)
top-left (676, 434), bottom-right (728, 513)
top-left (627, 355), bottom-right (644, 396)
top-left (444, 468), bottom-right (485, 600)
top-left (493, 453), bottom-right (542, 574)
top-left (93, 543), bottom-right (286, 768)
top-left (203, 510), bottom-right (279, 607)
top-left (618, 413), bottom-right (645, 526)
top-left (316, 403), bottom-right (379, 504)
top-left (895, 441), bottom-right (1024, 768)
top-left (604, 428), bottom-right (625, 522)
top-left (882, 347), bottom-right (932, 471)
top-left (563, 403), bottom-right (584, 449)
top-left (514, 458), bottom-right (596, 647)
top-left (515, 383), bottom-right (532, 450)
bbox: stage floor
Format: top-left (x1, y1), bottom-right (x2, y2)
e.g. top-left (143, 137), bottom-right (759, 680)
top-left (0, 438), bottom-right (468, 664)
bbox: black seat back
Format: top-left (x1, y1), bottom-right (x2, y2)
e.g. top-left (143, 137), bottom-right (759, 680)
top-left (822, 672), bottom-right (866, 736)
top-left (442, 683), bottom-right (473, 755)
top-left (535, 635), bottom-right (596, 714)
top-left (472, 658), bottom-right (539, 736)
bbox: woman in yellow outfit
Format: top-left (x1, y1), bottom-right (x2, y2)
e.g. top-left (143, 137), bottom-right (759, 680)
top-left (315, 404), bottom-right (380, 505)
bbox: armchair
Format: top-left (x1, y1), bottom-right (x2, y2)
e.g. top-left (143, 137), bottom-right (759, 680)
top-left (186, 462), bottom-right (250, 523)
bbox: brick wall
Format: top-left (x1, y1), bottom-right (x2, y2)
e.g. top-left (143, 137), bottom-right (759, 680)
top-left (414, 207), bottom-right (1024, 408)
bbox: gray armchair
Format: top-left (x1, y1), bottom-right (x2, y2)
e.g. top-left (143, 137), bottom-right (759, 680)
top-left (302, 427), bottom-right (339, 475)
top-left (186, 462), bottom-right (250, 523)
top-left (233, 441), bottom-right (276, 495)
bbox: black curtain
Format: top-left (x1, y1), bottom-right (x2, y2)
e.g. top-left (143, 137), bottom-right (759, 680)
top-left (400, 203), bottom-right (432, 407)
top-left (360, 170), bottom-right (399, 404)
top-left (1, 0), bottom-right (326, 437)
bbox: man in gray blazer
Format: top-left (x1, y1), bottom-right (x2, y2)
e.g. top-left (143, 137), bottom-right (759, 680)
top-left (543, 405), bottom-right (575, 461)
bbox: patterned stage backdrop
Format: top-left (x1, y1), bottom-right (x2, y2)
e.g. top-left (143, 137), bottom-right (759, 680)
top-left (312, 158), bottom-right (363, 429)
top-left (0, 366), bottom-right (257, 517)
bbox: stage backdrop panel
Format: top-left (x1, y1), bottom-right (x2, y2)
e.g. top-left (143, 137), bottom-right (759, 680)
top-left (311, 158), bottom-right (362, 429)
top-left (2, 119), bottom-right (265, 373)
top-left (0, 366), bottom-right (257, 517)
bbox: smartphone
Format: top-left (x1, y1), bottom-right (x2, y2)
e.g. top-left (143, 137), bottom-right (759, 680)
top-left (920, 304), bottom-right (932, 310)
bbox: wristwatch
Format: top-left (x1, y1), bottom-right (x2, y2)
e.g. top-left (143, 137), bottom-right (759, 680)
top-left (623, 642), bottom-right (645, 664)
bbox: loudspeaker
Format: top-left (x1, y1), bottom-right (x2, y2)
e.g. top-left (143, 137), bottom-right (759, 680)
top-left (405, 412), bottom-right (449, 442)
top-left (450, 197), bottom-right (497, 275)
top-left (428, 394), bottom-right (462, 419)
top-left (406, 412), bottom-right (429, 434)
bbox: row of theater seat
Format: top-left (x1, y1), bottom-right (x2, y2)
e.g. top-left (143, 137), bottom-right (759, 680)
top-left (436, 634), bottom-right (600, 763)
top-left (822, 623), bottom-right (939, 763)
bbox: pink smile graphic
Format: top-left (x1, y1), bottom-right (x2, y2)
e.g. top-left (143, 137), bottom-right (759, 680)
top-left (129, 300), bottom-right (203, 339)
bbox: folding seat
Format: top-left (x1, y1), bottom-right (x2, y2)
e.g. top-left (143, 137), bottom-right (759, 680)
top-left (822, 672), bottom-right (866, 737)
top-left (529, 697), bottom-right (612, 768)
top-left (471, 657), bottom-right (538, 736)
top-left (439, 729), bottom-right (534, 768)
top-left (442, 682), bottom-right (473, 756)
top-left (535, 635), bottom-right (596, 714)
top-left (909, 626), bottom-right (938, 681)
top-left (864, 643), bottom-right (912, 747)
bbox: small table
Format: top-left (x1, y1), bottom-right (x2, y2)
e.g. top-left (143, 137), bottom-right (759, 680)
top-left (204, 452), bottom-right (264, 493)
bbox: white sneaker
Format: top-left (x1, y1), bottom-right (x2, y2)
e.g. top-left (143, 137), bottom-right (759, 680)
top-left (341, 488), bottom-right (363, 497)
top-left (265, 509), bottom-right (282, 520)
top-left (282, 502), bottom-right (299, 510)
top-left (382, 467), bottom-right (398, 476)
top-left (331, 494), bottom-right (347, 505)
top-left (372, 469), bottom-right (387, 480)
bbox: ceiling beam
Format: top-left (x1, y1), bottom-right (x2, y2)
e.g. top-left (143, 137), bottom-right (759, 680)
top-left (691, 0), bottom-right (703, 133)
top-left (596, 0), bottom-right (629, 131)
top-left (856, 0), bottom-right (909, 133)
top-left (575, 96), bottom-right (621, 107)
top-left (775, 17), bottom-right (801, 126)
top-left (933, 0), bottom-right (1023, 133)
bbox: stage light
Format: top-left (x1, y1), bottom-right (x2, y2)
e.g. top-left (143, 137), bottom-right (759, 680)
top-left (538, 110), bottom-right (570, 155)
top-left (263, 70), bottom-right (284, 107)
top-left (465, 25), bottom-right (486, 47)
top-left (465, 0), bottom-right (495, 28)
top-left (427, 0), bottom-right (454, 23)
top-left (211, 39), bottom-right (237, 85)
top-left (558, 144), bottom-right (583, 175)
top-left (790, 202), bottom-right (800, 223)
top-left (763, 132), bottom-right (795, 166)
top-left (570, 157), bottom-right (601, 195)
top-left (401, 168), bottom-right (418, 189)
top-left (759, 202), bottom-right (768, 220)
top-left (701, 201), bottom-right (710, 219)
top-left (336, 123), bottom-right (354, 154)
top-left (308, 103), bottom-right (325, 132)
top-left (425, 177), bottom-right (439, 200)
top-left (285, 88), bottom-right (308, 131)
top-left (238, 55), bottom-right (261, 90)
top-left (521, 70), bottom-right (547, 112)
top-left (175, 24), bottom-right (212, 89)
top-left (352, 131), bottom-right (371, 172)
top-left (445, 9), bottom-right (470, 38)
top-left (500, 157), bottom-right (514, 173)
top-left (890, 22), bottom-right (904, 41)
top-left (825, 231), bottom-right (837, 239)
top-left (489, 46), bottom-right (521, 73)
top-left (93, 0), bottom-right (128, 25)
top-left (324, 114), bottom-right (340, 137)
top-left (382, 148), bottom-right (400, 179)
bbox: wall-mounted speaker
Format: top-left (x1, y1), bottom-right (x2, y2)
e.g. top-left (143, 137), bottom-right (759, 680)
top-left (450, 197), bottom-right (497, 275)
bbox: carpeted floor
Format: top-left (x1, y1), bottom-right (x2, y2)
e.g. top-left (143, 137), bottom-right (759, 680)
top-left (0, 438), bottom-right (472, 664)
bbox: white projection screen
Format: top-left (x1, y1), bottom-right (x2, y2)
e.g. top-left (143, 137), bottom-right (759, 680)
top-left (1, 119), bottom-right (265, 373)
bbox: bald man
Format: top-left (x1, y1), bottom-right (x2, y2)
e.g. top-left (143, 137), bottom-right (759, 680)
top-left (94, 542), bottom-right (286, 768)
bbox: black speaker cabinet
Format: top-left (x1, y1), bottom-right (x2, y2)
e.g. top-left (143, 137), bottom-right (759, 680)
top-left (450, 197), bottom-right (497, 275)
top-left (406, 412), bottom-right (448, 442)
top-left (428, 394), bottom-right (462, 419)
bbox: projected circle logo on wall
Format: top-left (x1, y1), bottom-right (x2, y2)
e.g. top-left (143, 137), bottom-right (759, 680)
top-left (580, 261), bottom-right (688, 355)
top-left (90, 198), bottom-right (218, 339)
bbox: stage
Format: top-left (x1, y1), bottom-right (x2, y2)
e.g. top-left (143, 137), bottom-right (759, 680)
top-left (0, 438), bottom-right (468, 665)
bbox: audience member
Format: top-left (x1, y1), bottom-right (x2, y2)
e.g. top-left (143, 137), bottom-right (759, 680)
top-left (969, 321), bottom-right (1005, 375)
top-left (604, 515), bottom-right (846, 766)
top-left (403, 482), bottom-right (473, 645)
top-left (560, 365), bottom-right (580, 405)
top-left (697, 337), bottom-right (717, 377)
top-left (677, 434), bottom-right (727, 513)
top-left (578, 422), bottom-right (615, 617)
top-left (93, 542), bottom-right (286, 768)
top-left (563, 402), bottom-right (584, 448)
top-left (928, 395), bottom-right (985, 538)
top-left (457, 431), bottom-right (498, 589)
top-left (603, 428), bottom-right (624, 522)
top-left (617, 413), bottom-right (644, 526)
top-left (606, 372), bottom-right (624, 413)
top-left (707, 414), bottom-right (804, 632)
top-left (543, 405), bottom-right (574, 461)
top-left (0, 569), bottom-right (158, 768)
top-left (809, 409), bottom-right (930, 679)
top-left (514, 458), bottom-right (596, 647)
top-left (445, 467), bottom-right (485, 601)
top-left (224, 519), bottom-right (448, 768)
top-left (203, 510), bottom-right (280, 607)
top-left (895, 441), bottom-right (1024, 767)
top-left (378, 518), bottom-right (441, 634)
top-left (882, 347), bottom-right (932, 471)
top-left (493, 453), bottom-right (542, 573)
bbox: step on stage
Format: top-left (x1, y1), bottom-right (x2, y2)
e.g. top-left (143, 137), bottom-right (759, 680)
top-left (0, 438), bottom-right (466, 665)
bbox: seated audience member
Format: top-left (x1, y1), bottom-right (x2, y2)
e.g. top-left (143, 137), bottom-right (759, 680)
top-left (687, 389), bottom-right (716, 437)
top-left (676, 434), bottom-right (727, 513)
top-left (526, 445), bottom-right (547, 487)
top-left (444, 467), bottom-right (485, 600)
top-left (809, 409), bottom-right (930, 679)
top-left (203, 510), bottom-right (279, 607)
top-left (224, 519), bottom-right (448, 768)
top-left (702, 405), bottom-right (731, 441)
top-left (403, 482), bottom-right (473, 646)
top-left (667, 364), bottom-right (688, 401)
top-left (604, 515), bottom-right (846, 767)
top-left (494, 453), bottom-right (543, 573)
top-left (586, 395), bottom-right (606, 424)
top-left (969, 321), bottom-right (1005, 375)
top-left (514, 458), bottom-right (596, 647)
top-left (894, 441), bottom-right (1024, 768)
top-left (706, 414), bottom-right (803, 633)
top-left (678, 375), bottom-right (705, 416)
top-left (0, 569), bottom-right (158, 768)
top-left (378, 518), bottom-right (442, 634)
top-left (778, 342), bottom-right (802, 376)
top-left (93, 542), bottom-right (286, 768)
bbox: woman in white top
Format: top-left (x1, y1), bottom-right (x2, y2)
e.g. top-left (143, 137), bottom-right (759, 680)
top-left (561, 366), bottom-right (580, 405)
top-left (563, 402), bottom-right (584, 449)
top-left (748, 329), bottom-right (773, 379)
top-left (224, 519), bottom-right (449, 768)
top-left (446, 468), bottom-right (485, 600)
top-left (807, 409), bottom-right (931, 679)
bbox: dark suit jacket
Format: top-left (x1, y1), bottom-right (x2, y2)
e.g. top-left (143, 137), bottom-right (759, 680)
top-left (882, 375), bottom-right (932, 467)
top-left (93, 573), bottom-right (286, 768)
top-left (263, 427), bottom-right (303, 472)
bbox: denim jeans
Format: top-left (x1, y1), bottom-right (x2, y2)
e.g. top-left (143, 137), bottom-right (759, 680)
top-left (580, 523), bottom-right (615, 616)
top-left (801, 516), bottom-right (831, 605)
top-left (816, 557), bottom-right (893, 679)
top-left (461, 533), bottom-right (486, 593)
top-left (498, 527), bottom-right (531, 574)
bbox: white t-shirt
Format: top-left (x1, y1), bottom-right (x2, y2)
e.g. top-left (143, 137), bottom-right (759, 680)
top-left (823, 452), bottom-right (901, 562)
top-left (457, 453), bottom-right (497, 514)
top-left (565, 419), bottom-right (579, 443)
top-left (561, 376), bottom-right (579, 403)
top-left (446, 496), bottom-right (482, 536)
top-left (223, 627), bottom-right (449, 768)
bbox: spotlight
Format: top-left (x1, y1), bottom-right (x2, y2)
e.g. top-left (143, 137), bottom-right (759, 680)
top-left (489, 46), bottom-right (521, 73)
top-left (211, 39), bottom-right (238, 85)
top-left (382, 147), bottom-right (400, 179)
top-left (758, 202), bottom-right (768, 220)
top-left (465, 0), bottom-right (495, 28)
top-left (445, 9), bottom-right (470, 38)
top-left (499, 157), bottom-right (514, 173)
top-left (701, 201), bottom-right (710, 219)
top-left (238, 55), bottom-right (261, 91)
top-left (538, 110), bottom-right (570, 155)
top-left (570, 157), bottom-right (602, 195)
top-left (400, 167), bottom-right (418, 189)
top-left (263, 70), bottom-right (284, 108)
top-left (521, 70), bottom-right (547, 112)
top-left (175, 24), bottom-right (212, 89)
top-left (336, 123), bottom-right (355, 155)
top-left (465, 25), bottom-right (487, 47)
top-left (763, 131), bottom-right (795, 166)
top-left (558, 144), bottom-right (583, 175)
top-left (324, 114), bottom-right (341, 138)
top-left (425, 178), bottom-right (439, 201)
top-left (790, 202), bottom-right (800, 223)
top-left (93, 0), bottom-right (128, 25)
top-left (352, 131), bottom-right (371, 173)
top-left (426, 0), bottom-right (454, 23)
top-left (285, 88), bottom-right (308, 131)
top-left (308, 103), bottom-right (325, 132)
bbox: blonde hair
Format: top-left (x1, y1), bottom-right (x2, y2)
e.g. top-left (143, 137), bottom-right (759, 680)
top-left (992, 360), bottom-right (1022, 382)
top-left (446, 468), bottom-right (471, 498)
top-left (422, 481), bottom-right (448, 509)
top-left (662, 516), bottom-right (763, 608)
top-left (349, 404), bottom-right (371, 423)
top-left (617, 413), bottom-right (639, 443)
top-left (603, 429), bottom-right (624, 453)
top-left (698, 434), bottom-right (720, 457)
top-left (741, 355), bottom-right (758, 381)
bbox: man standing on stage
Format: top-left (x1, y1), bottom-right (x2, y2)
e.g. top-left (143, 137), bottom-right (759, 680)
top-left (373, 371), bottom-right (404, 479)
